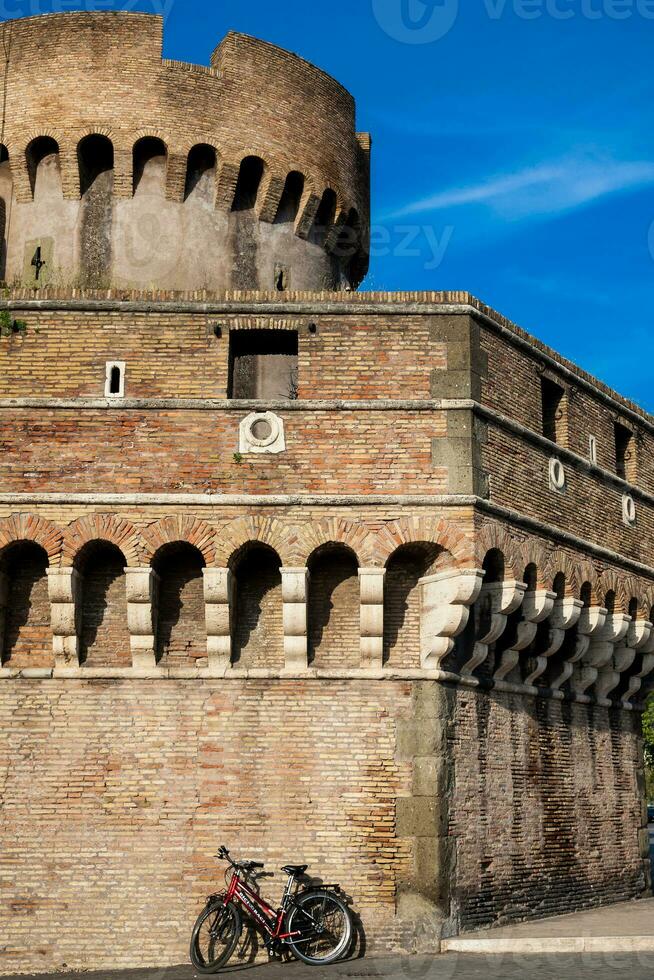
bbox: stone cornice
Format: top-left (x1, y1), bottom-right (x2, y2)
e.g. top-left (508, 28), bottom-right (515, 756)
top-left (0, 397), bottom-right (455, 412)
top-left (0, 666), bottom-right (641, 712)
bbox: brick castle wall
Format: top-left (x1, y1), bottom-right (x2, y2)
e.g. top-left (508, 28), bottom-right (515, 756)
top-left (0, 287), bottom-right (653, 970)
top-left (450, 690), bottom-right (646, 930)
top-left (0, 679), bottom-right (413, 974)
top-left (1, 678), bottom-right (646, 972)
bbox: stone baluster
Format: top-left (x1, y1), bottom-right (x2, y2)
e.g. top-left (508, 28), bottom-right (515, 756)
top-left (204, 568), bottom-right (235, 672)
top-left (523, 595), bottom-right (583, 686)
top-left (494, 588), bottom-right (557, 682)
top-left (420, 568), bottom-right (485, 671)
top-left (459, 578), bottom-right (526, 677)
top-left (595, 619), bottom-right (653, 705)
top-left (359, 569), bottom-right (385, 670)
top-left (281, 568), bottom-right (309, 671)
top-left (47, 568), bottom-right (81, 668)
top-left (572, 609), bottom-right (630, 697)
top-left (550, 604), bottom-right (607, 692)
top-left (125, 568), bottom-right (159, 670)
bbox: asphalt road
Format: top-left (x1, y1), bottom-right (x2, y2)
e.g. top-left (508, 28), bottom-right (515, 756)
top-left (9, 954), bottom-right (654, 980)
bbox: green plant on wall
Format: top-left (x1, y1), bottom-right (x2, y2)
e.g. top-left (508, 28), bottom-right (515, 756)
top-left (643, 695), bottom-right (654, 801)
top-left (0, 310), bottom-right (27, 337)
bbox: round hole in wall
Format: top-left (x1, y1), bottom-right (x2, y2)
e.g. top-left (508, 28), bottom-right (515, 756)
top-left (244, 412), bottom-right (281, 449)
top-left (549, 457), bottom-right (566, 492)
top-left (308, 322), bottom-right (318, 335)
top-left (251, 419), bottom-right (273, 441)
top-left (622, 494), bottom-right (636, 526)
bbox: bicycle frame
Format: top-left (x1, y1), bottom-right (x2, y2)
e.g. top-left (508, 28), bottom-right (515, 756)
top-left (223, 869), bottom-right (302, 943)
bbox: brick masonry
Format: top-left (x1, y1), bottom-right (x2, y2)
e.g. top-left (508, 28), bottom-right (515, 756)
top-left (450, 691), bottom-right (646, 929)
top-left (0, 11), bottom-right (653, 974)
top-left (0, 679), bottom-right (413, 974)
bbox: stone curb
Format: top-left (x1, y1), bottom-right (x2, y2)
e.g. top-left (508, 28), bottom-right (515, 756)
top-left (441, 936), bottom-right (654, 954)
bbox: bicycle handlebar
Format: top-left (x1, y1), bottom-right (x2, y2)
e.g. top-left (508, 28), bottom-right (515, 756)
top-left (216, 845), bottom-right (264, 872)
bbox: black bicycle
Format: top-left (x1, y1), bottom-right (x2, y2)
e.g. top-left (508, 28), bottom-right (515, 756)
top-left (190, 845), bottom-right (353, 972)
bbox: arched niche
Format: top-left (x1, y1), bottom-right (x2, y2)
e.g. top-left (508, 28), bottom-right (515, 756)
top-left (231, 156), bottom-right (265, 212)
top-left (26, 136), bottom-right (62, 202)
top-left (274, 171), bottom-right (304, 224)
top-left (133, 137), bottom-right (168, 197)
top-left (307, 543), bottom-right (360, 669)
top-left (75, 541), bottom-right (129, 668)
top-left (153, 542), bottom-right (207, 667)
top-left (1, 541), bottom-right (52, 668)
top-left (231, 543), bottom-right (283, 669)
top-left (184, 143), bottom-right (217, 206)
top-left (383, 542), bottom-right (442, 669)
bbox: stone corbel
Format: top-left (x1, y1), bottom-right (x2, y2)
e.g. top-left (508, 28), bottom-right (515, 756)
top-left (204, 568), bottom-right (235, 672)
top-left (420, 568), bottom-right (485, 671)
top-left (460, 578), bottom-right (526, 676)
top-left (126, 567), bottom-right (159, 670)
top-left (494, 588), bottom-right (556, 682)
top-left (550, 604), bottom-right (607, 691)
top-left (523, 595), bottom-right (583, 686)
top-left (359, 568), bottom-right (385, 670)
top-left (47, 568), bottom-right (81, 668)
top-left (281, 568), bottom-right (309, 672)
top-left (595, 619), bottom-right (652, 705)
top-left (572, 610), bottom-right (630, 696)
top-left (623, 627), bottom-right (654, 705)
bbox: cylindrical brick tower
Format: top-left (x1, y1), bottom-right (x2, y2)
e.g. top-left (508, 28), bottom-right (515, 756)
top-left (0, 12), bottom-right (370, 292)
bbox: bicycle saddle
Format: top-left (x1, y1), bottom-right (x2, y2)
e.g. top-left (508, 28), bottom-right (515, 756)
top-left (282, 864), bottom-right (308, 876)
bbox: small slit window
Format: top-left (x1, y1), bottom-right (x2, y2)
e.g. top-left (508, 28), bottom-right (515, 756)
top-left (615, 421), bottom-right (636, 482)
top-left (540, 376), bottom-right (567, 445)
top-left (105, 361), bottom-right (125, 398)
top-left (588, 435), bottom-right (597, 465)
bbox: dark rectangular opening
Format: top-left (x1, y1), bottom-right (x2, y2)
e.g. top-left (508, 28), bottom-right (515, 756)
top-left (541, 376), bottom-right (566, 444)
top-left (228, 329), bottom-right (298, 400)
top-left (109, 365), bottom-right (122, 395)
top-left (615, 421), bottom-right (635, 482)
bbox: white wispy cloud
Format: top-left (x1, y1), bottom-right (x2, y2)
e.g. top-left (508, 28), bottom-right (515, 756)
top-left (387, 156), bottom-right (654, 222)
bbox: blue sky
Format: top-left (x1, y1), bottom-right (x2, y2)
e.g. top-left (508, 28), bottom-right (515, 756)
top-left (9, 0), bottom-right (654, 408)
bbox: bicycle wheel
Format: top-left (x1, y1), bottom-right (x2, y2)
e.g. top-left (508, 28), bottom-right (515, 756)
top-left (189, 900), bottom-right (242, 974)
top-left (286, 889), bottom-right (353, 965)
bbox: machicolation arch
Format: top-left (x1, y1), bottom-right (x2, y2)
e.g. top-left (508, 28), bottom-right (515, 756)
top-left (0, 12), bottom-right (370, 292)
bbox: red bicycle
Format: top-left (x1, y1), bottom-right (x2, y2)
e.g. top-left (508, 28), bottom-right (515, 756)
top-left (189, 845), bottom-right (353, 972)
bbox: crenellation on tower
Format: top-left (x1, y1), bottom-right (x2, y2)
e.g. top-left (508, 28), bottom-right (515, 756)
top-left (0, 13), bottom-right (369, 292)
